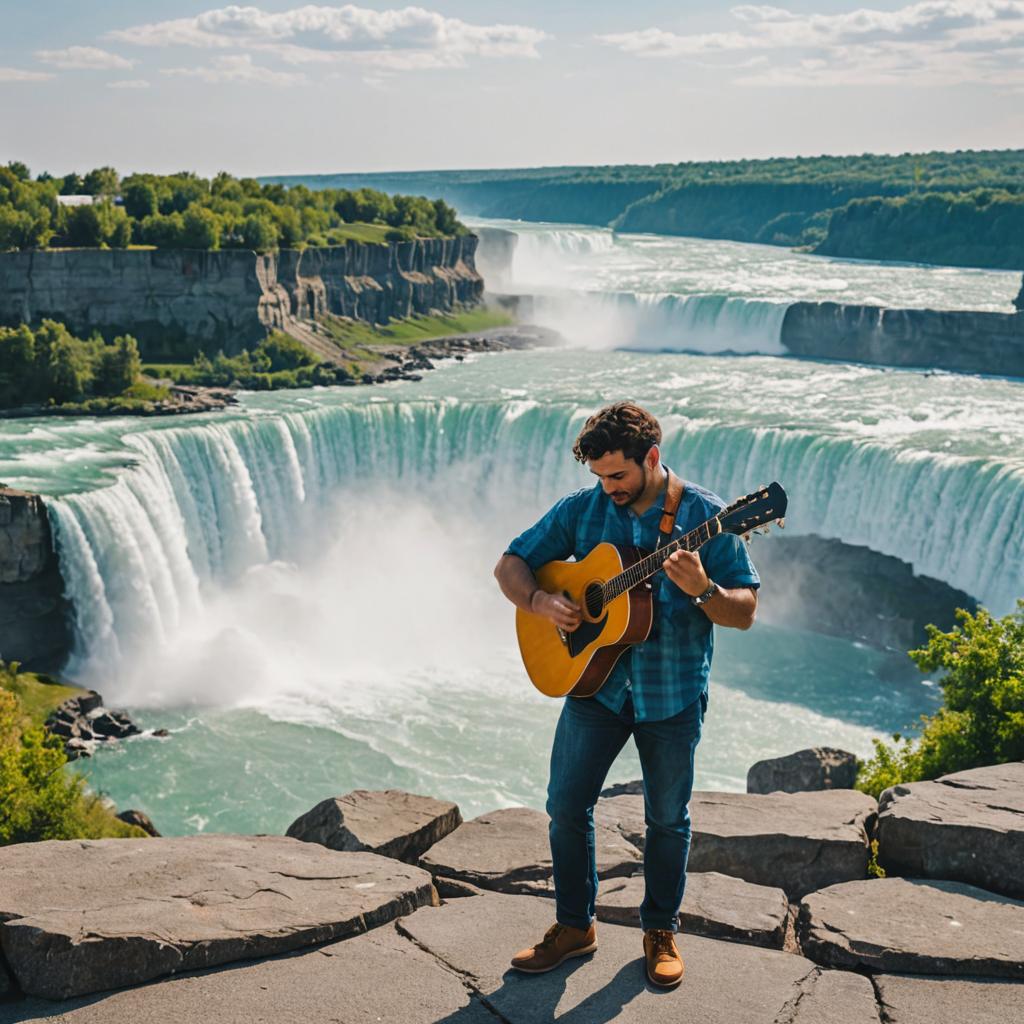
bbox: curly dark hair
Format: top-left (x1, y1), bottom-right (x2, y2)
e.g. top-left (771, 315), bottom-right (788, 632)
top-left (572, 402), bottom-right (662, 465)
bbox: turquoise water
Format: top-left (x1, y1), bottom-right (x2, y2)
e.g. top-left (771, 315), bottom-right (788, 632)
top-left (2, 225), bottom-right (1019, 837)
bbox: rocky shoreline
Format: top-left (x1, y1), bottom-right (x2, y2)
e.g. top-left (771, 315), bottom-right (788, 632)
top-left (1, 754), bottom-right (1020, 1020)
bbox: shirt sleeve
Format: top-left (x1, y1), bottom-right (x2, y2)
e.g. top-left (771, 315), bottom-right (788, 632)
top-left (700, 531), bottom-right (760, 590)
top-left (504, 492), bottom-right (581, 571)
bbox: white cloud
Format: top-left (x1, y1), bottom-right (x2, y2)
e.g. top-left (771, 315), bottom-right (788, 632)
top-left (106, 79), bottom-right (151, 89)
top-left (0, 67), bottom-right (54, 82)
top-left (598, 1), bottom-right (1024, 86)
top-left (161, 54), bottom-right (309, 85)
top-left (109, 3), bottom-right (547, 71)
top-left (35, 46), bottom-right (136, 70)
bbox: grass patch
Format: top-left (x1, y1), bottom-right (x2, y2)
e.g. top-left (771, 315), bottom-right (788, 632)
top-left (317, 308), bottom-right (514, 349)
top-left (1, 667), bottom-right (87, 730)
top-left (323, 223), bottom-right (394, 244)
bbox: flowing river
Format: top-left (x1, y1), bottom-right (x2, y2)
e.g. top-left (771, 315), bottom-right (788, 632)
top-left (2, 222), bottom-right (1021, 835)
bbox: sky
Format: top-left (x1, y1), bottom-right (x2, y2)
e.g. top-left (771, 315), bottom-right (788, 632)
top-left (1, 1), bottom-right (1023, 178)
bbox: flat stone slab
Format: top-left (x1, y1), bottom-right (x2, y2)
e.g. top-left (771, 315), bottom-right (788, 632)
top-left (419, 806), bottom-right (641, 893)
top-left (798, 877), bottom-right (1024, 978)
top-left (874, 973), bottom-right (1024, 1024)
top-left (400, 892), bottom-right (881, 1023)
top-left (877, 761), bottom-right (1024, 899)
top-left (0, 923), bottom-right (495, 1024)
top-left (688, 789), bottom-right (877, 897)
top-left (597, 871), bottom-right (792, 949)
top-left (594, 792), bottom-right (647, 849)
top-left (285, 788), bottom-right (462, 863)
top-left (747, 747), bottom-right (858, 794)
top-left (0, 834), bottom-right (433, 1000)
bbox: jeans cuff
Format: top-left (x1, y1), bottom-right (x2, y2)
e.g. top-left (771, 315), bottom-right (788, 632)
top-left (640, 919), bottom-right (679, 933)
top-left (556, 911), bottom-right (593, 931)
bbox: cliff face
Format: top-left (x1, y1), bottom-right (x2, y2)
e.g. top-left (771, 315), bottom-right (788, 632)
top-left (0, 488), bottom-right (69, 671)
top-left (0, 237), bottom-right (483, 361)
top-left (781, 302), bottom-right (1024, 377)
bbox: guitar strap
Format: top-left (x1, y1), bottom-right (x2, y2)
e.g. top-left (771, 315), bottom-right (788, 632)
top-left (657, 469), bottom-right (685, 549)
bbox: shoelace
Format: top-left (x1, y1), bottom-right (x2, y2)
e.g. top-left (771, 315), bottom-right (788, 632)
top-left (647, 929), bottom-right (677, 959)
top-left (539, 923), bottom-right (568, 948)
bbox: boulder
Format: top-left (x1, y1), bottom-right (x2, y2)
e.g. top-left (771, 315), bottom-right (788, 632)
top-left (1015, 273), bottom-right (1024, 313)
top-left (877, 761), bottom-right (1024, 899)
top-left (399, 891), bottom-right (880, 1023)
top-left (596, 871), bottom-right (792, 949)
top-left (798, 877), bottom-right (1024, 978)
top-left (594, 793), bottom-right (647, 849)
top-left (418, 806), bottom-right (641, 893)
top-left (286, 789), bottom-right (462, 864)
top-left (688, 789), bottom-right (877, 897)
top-left (874, 973), bottom-right (1024, 1024)
top-left (0, 834), bottom-right (433, 1000)
top-left (116, 809), bottom-right (160, 837)
top-left (747, 747), bottom-right (858, 794)
top-left (3, 922), bottom-right (495, 1024)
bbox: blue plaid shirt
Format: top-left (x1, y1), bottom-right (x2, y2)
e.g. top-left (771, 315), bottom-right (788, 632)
top-left (506, 469), bottom-right (760, 721)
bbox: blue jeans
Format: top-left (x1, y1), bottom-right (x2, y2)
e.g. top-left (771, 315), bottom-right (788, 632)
top-left (545, 689), bottom-right (706, 933)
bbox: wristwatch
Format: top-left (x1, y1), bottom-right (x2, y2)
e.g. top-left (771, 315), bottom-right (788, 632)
top-left (691, 580), bottom-right (718, 606)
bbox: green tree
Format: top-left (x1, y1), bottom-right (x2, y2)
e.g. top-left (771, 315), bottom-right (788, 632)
top-left (0, 204), bottom-right (52, 250)
top-left (81, 166), bottom-right (120, 197)
top-left (0, 325), bottom-right (36, 405)
top-left (5, 161), bottom-right (30, 181)
top-left (94, 335), bottom-right (142, 396)
top-left (242, 214), bottom-right (279, 251)
top-left (181, 207), bottom-right (222, 249)
top-left (60, 172), bottom-right (83, 195)
top-left (138, 212), bottom-right (185, 248)
top-left (857, 603), bottom-right (1024, 797)
top-left (0, 688), bottom-right (85, 844)
top-left (259, 332), bottom-right (315, 371)
top-left (122, 181), bottom-right (158, 220)
top-left (46, 335), bottom-right (89, 402)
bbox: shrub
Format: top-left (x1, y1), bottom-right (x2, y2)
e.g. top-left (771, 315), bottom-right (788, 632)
top-left (857, 602), bottom-right (1024, 798)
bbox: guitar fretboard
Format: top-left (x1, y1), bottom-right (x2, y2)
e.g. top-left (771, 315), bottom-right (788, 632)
top-left (602, 516), bottom-right (722, 603)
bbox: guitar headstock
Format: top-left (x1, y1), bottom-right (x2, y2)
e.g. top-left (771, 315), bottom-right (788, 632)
top-left (719, 482), bottom-right (788, 541)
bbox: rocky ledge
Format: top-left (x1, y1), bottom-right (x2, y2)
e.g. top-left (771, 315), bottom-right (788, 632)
top-left (2, 756), bottom-right (1021, 1022)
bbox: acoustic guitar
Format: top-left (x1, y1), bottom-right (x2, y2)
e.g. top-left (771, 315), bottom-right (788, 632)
top-left (516, 482), bottom-right (788, 698)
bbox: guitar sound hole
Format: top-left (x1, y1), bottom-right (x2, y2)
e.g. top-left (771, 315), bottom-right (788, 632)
top-left (584, 583), bottom-right (604, 618)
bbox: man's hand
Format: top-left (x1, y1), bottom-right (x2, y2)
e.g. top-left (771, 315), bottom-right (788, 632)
top-left (531, 590), bottom-right (583, 631)
top-left (662, 549), bottom-right (709, 597)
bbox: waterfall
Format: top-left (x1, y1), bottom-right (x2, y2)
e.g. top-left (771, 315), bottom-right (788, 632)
top-left (48, 397), bottom-right (1024, 684)
top-left (528, 291), bottom-right (789, 354)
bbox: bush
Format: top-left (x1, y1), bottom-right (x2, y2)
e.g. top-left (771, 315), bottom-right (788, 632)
top-left (857, 602), bottom-right (1024, 797)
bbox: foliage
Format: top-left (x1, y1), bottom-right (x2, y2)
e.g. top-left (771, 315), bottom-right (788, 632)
top-left (0, 163), bottom-right (466, 253)
top-left (815, 188), bottom-right (1024, 269)
top-left (866, 839), bottom-right (886, 879)
top-left (0, 320), bottom-right (145, 408)
top-left (0, 665), bottom-right (146, 844)
top-left (857, 603), bottom-right (1024, 798)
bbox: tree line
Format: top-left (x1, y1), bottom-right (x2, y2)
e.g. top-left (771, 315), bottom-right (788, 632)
top-left (0, 162), bottom-right (466, 253)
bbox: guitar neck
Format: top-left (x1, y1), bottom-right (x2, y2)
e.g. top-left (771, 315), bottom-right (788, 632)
top-left (603, 516), bottom-right (722, 603)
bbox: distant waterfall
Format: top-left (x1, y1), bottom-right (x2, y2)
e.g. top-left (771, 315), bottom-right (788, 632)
top-left (528, 291), bottom-right (789, 354)
top-left (48, 398), bottom-right (1024, 678)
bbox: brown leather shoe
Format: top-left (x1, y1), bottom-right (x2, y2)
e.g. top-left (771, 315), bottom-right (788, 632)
top-left (644, 928), bottom-right (684, 988)
top-left (510, 921), bottom-right (597, 973)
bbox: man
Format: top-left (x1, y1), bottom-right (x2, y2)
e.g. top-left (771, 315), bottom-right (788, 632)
top-left (493, 401), bottom-right (759, 989)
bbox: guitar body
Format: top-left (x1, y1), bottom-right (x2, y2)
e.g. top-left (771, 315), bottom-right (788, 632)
top-left (515, 542), bottom-right (654, 698)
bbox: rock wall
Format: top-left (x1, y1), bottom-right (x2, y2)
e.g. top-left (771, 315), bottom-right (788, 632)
top-left (780, 301), bottom-right (1024, 376)
top-left (0, 487), bottom-right (69, 671)
top-left (754, 534), bottom-right (975, 652)
top-left (0, 237), bottom-right (483, 361)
